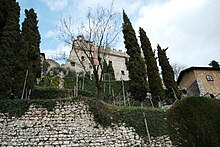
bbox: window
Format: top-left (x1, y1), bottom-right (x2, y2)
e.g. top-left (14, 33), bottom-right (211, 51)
top-left (206, 75), bottom-right (214, 81)
top-left (70, 61), bottom-right (76, 66)
top-left (209, 94), bottom-right (215, 98)
top-left (81, 56), bottom-right (85, 61)
top-left (121, 70), bottom-right (125, 75)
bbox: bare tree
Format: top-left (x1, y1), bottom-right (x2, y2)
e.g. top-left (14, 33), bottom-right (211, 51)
top-left (58, 3), bottom-right (121, 98)
top-left (172, 62), bottom-right (186, 81)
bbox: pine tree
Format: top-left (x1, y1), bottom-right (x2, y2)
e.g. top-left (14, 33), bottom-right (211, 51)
top-left (139, 27), bottom-right (164, 100)
top-left (122, 10), bottom-right (148, 102)
top-left (19, 8), bottom-right (41, 97)
top-left (157, 44), bottom-right (180, 99)
top-left (0, 0), bottom-right (20, 98)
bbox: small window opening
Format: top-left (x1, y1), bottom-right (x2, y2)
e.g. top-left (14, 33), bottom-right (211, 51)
top-left (206, 75), bottom-right (214, 81)
top-left (70, 61), bottom-right (76, 66)
top-left (121, 70), bottom-right (125, 75)
top-left (210, 94), bottom-right (215, 98)
top-left (81, 56), bottom-right (85, 61)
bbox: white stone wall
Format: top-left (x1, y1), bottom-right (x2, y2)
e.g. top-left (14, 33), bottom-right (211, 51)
top-left (0, 101), bottom-right (173, 146)
top-left (0, 101), bottom-right (143, 146)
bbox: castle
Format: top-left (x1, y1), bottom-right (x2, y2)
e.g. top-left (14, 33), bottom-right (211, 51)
top-left (65, 36), bottom-right (129, 81)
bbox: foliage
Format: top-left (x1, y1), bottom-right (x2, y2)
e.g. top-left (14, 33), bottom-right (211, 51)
top-left (42, 60), bottom-right (50, 75)
top-left (209, 60), bottom-right (220, 68)
top-left (31, 86), bottom-right (71, 99)
top-left (166, 97), bottom-right (220, 146)
top-left (103, 60), bottom-right (115, 81)
top-left (20, 8), bottom-right (41, 96)
top-left (139, 27), bottom-right (164, 100)
top-left (157, 44), bottom-right (180, 99)
top-left (39, 76), bottom-right (60, 88)
top-left (0, 0), bottom-right (20, 98)
top-left (78, 90), bottom-right (94, 97)
top-left (102, 59), bottom-right (108, 75)
top-left (0, 99), bottom-right (56, 117)
top-left (122, 11), bottom-right (148, 102)
top-left (107, 61), bottom-right (115, 80)
top-left (85, 97), bottom-right (166, 137)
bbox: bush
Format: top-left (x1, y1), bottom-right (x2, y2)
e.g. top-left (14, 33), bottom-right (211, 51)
top-left (31, 86), bottom-right (71, 99)
top-left (78, 90), bottom-right (94, 97)
top-left (166, 97), bottom-right (220, 146)
top-left (39, 76), bottom-right (60, 88)
top-left (0, 99), bottom-right (56, 117)
top-left (84, 97), bottom-right (166, 137)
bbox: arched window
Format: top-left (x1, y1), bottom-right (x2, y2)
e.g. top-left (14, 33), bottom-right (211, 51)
top-left (206, 75), bottom-right (214, 81)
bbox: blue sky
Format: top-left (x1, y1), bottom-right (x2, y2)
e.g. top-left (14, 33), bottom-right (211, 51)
top-left (17, 0), bottom-right (220, 67)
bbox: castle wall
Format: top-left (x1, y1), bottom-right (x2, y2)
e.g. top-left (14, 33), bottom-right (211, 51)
top-left (65, 39), bottom-right (129, 81)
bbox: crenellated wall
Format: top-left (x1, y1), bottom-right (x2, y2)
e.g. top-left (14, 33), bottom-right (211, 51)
top-left (0, 101), bottom-right (173, 146)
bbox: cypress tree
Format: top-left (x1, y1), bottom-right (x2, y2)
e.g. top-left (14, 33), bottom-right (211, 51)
top-left (107, 61), bottom-right (115, 80)
top-left (0, 0), bottom-right (20, 98)
top-left (157, 44), bottom-right (180, 99)
top-left (19, 8), bottom-right (41, 97)
top-left (122, 10), bottom-right (148, 102)
top-left (102, 59), bottom-right (108, 80)
top-left (139, 27), bottom-right (164, 100)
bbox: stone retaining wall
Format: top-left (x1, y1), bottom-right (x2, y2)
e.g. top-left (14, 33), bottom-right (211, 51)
top-left (0, 101), bottom-right (173, 146)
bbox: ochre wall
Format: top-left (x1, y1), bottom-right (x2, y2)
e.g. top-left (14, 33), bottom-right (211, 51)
top-left (179, 69), bottom-right (220, 99)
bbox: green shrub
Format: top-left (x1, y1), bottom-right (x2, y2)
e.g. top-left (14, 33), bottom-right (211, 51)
top-left (39, 76), bottom-right (60, 88)
top-left (84, 97), bottom-right (166, 137)
top-left (31, 86), bottom-right (71, 99)
top-left (64, 77), bottom-right (75, 89)
top-left (166, 97), bottom-right (220, 147)
top-left (0, 99), bottom-right (56, 117)
top-left (78, 90), bottom-right (94, 97)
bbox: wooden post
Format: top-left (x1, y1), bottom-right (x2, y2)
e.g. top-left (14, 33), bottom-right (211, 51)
top-left (21, 70), bottom-right (28, 99)
top-left (121, 76), bottom-right (126, 106)
top-left (76, 73), bottom-right (79, 97)
top-left (141, 102), bottom-right (152, 146)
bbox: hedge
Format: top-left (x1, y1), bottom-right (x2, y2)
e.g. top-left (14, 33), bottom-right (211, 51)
top-left (86, 98), bottom-right (166, 138)
top-left (31, 86), bottom-right (71, 99)
top-left (166, 97), bottom-right (220, 146)
top-left (0, 99), bottom-right (56, 117)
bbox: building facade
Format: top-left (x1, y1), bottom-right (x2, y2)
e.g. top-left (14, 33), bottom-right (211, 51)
top-left (177, 67), bottom-right (220, 99)
top-left (65, 36), bottom-right (129, 80)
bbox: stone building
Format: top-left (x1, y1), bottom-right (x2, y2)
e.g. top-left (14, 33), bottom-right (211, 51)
top-left (65, 35), bottom-right (129, 81)
top-left (177, 67), bottom-right (220, 99)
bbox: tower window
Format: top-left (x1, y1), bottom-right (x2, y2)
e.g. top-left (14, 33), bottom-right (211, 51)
top-left (206, 75), bottom-right (214, 81)
top-left (121, 70), bottom-right (125, 75)
top-left (70, 61), bottom-right (76, 66)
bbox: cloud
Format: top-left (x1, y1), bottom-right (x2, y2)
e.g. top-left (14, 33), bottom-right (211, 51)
top-left (134, 0), bottom-right (220, 66)
top-left (44, 43), bottom-right (71, 64)
top-left (44, 30), bottom-right (58, 39)
top-left (39, 0), bottom-right (69, 11)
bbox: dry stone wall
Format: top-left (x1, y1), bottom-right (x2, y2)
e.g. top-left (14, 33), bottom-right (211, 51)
top-left (0, 101), bottom-right (173, 146)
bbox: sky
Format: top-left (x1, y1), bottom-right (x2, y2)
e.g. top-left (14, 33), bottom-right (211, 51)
top-left (17, 0), bottom-right (220, 67)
